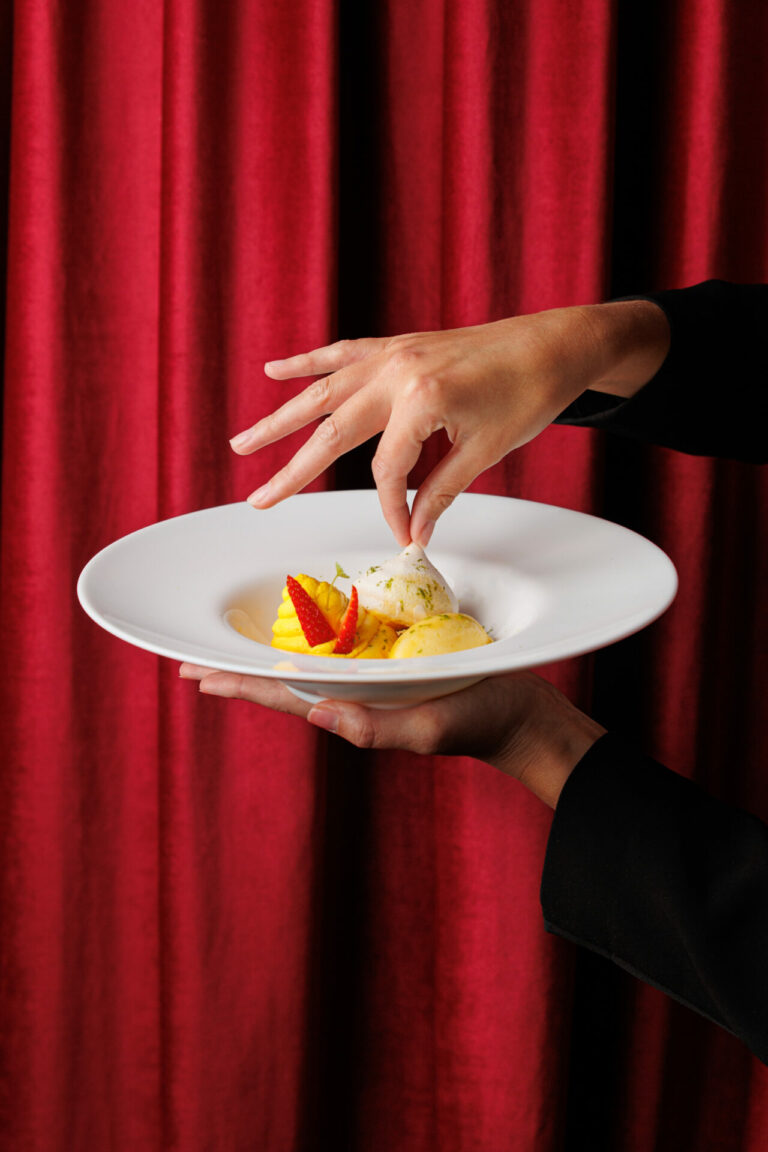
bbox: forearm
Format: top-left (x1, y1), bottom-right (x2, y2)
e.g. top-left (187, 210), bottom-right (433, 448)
top-left (541, 733), bottom-right (768, 1063)
top-left (557, 280), bottom-right (768, 463)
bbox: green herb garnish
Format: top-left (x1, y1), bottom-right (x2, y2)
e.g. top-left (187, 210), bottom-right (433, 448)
top-left (331, 561), bottom-right (349, 587)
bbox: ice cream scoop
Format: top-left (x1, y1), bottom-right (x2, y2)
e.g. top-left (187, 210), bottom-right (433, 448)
top-left (389, 613), bottom-right (492, 658)
top-left (356, 544), bottom-right (458, 628)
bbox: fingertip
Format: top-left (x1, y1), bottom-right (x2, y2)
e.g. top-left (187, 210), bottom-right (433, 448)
top-left (309, 700), bottom-right (379, 749)
top-left (391, 521), bottom-right (412, 548)
top-left (229, 430), bottom-right (253, 452)
top-left (412, 518), bottom-right (435, 547)
top-left (307, 706), bottom-right (340, 734)
top-left (247, 482), bottom-right (273, 507)
top-left (379, 498), bottom-right (412, 548)
top-left (409, 498), bottom-right (438, 546)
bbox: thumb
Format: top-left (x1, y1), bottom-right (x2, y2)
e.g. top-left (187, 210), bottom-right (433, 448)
top-left (305, 682), bottom-right (484, 756)
top-left (305, 673), bottom-right (540, 761)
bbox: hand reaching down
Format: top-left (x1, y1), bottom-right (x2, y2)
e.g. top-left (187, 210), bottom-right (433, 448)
top-left (230, 301), bottom-right (669, 545)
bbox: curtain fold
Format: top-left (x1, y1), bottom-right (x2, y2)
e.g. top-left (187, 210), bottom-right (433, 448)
top-left (1, 1), bottom-right (766, 1149)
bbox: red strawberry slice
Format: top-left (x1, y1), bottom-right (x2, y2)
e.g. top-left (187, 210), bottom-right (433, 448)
top-left (333, 585), bottom-right (358, 655)
top-left (286, 575), bottom-right (336, 647)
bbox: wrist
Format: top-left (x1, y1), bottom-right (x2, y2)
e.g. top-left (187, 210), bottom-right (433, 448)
top-left (494, 676), bottom-right (605, 809)
top-left (578, 299), bottom-right (670, 400)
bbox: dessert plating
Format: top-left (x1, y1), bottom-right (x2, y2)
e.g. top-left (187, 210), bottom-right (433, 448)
top-left (271, 546), bottom-right (491, 659)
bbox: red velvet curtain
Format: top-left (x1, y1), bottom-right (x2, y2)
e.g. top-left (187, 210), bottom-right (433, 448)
top-left (1, 1), bottom-right (766, 1148)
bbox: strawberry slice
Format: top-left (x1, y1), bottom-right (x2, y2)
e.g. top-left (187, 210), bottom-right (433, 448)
top-left (333, 585), bottom-right (359, 655)
top-left (286, 575), bottom-right (336, 647)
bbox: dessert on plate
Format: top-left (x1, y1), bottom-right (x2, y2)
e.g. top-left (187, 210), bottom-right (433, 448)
top-left (271, 544), bottom-right (491, 659)
top-left (356, 542), bottom-right (459, 627)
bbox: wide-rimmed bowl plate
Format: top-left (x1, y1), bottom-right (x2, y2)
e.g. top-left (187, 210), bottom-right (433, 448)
top-left (77, 490), bottom-right (677, 707)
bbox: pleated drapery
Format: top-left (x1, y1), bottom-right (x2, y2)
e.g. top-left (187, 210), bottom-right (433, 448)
top-left (1, 1), bottom-right (767, 1149)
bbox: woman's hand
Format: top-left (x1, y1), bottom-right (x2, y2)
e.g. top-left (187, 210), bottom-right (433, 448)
top-left (178, 665), bottom-right (606, 809)
top-left (231, 301), bottom-right (669, 546)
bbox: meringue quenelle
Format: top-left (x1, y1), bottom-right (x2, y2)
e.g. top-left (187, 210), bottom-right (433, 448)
top-left (270, 546), bottom-right (492, 660)
top-left (356, 543), bottom-right (459, 628)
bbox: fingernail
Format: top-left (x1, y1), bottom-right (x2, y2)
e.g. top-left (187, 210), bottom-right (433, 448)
top-left (248, 483), bottom-right (272, 506)
top-left (265, 359), bottom-right (286, 372)
top-left (230, 430), bottom-right (253, 450)
top-left (417, 520), bottom-right (435, 547)
top-left (308, 707), bottom-right (339, 734)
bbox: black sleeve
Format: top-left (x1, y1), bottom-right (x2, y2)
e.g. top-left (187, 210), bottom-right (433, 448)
top-left (556, 280), bottom-right (768, 464)
top-left (541, 733), bottom-right (768, 1063)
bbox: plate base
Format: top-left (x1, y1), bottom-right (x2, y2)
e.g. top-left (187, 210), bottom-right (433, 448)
top-left (285, 676), bottom-right (484, 710)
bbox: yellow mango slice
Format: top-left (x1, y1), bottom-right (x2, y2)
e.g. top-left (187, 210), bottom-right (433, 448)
top-left (271, 574), bottom-right (397, 659)
top-left (271, 574), bottom-right (347, 654)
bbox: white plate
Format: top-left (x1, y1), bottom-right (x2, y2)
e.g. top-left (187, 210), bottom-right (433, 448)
top-left (77, 490), bottom-right (677, 708)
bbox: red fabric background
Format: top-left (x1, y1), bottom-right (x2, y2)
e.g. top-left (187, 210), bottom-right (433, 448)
top-left (1, 0), bottom-right (766, 1148)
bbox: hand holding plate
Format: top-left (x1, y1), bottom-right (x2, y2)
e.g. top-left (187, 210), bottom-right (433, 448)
top-left (180, 664), bottom-right (605, 810)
